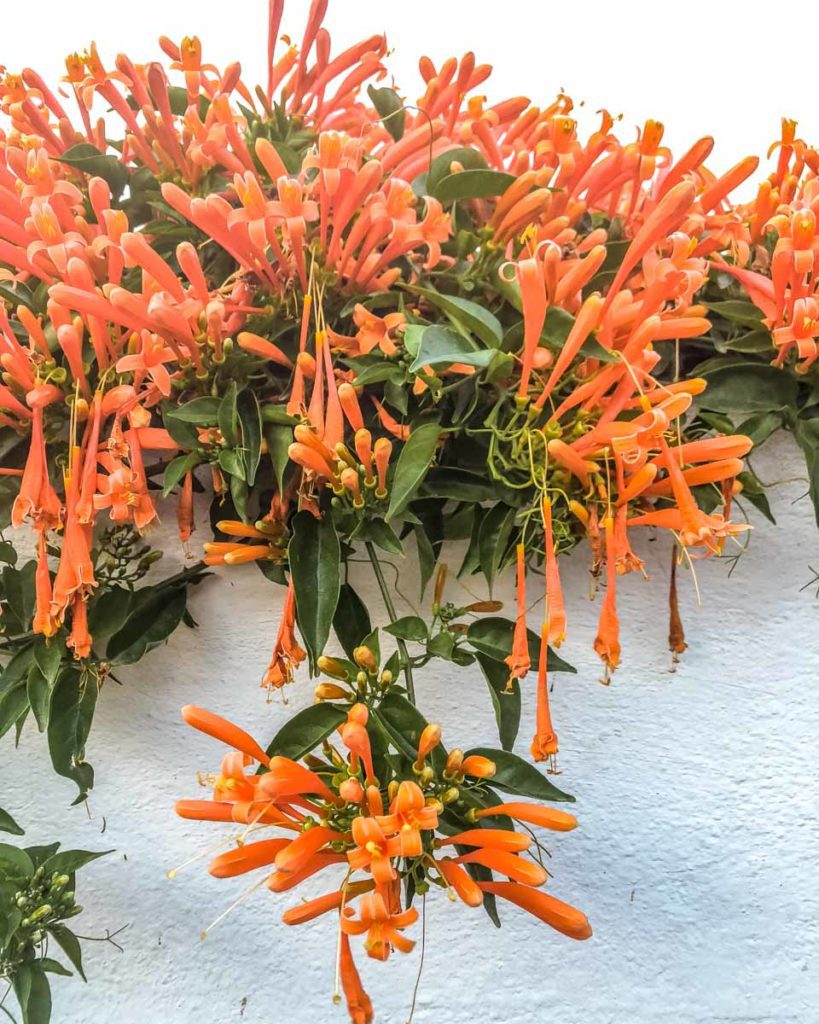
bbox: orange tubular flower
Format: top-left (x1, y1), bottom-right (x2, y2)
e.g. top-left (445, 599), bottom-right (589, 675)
top-left (338, 933), bottom-right (374, 1024)
top-left (340, 891), bottom-right (419, 961)
top-left (474, 802), bottom-right (578, 831)
top-left (437, 857), bottom-right (484, 907)
top-left (455, 848), bottom-right (547, 887)
top-left (181, 705), bottom-right (271, 766)
top-left (593, 516), bottom-right (621, 679)
top-left (479, 882), bottom-right (592, 940)
top-left (506, 543), bottom-right (531, 681)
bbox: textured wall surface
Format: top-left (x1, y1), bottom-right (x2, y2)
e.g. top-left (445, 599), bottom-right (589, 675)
top-left (3, 434), bottom-right (817, 1024)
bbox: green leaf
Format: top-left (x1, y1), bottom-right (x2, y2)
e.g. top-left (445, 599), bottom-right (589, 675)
top-left (386, 422), bottom-right (440, 520)
top-left (333, 582), bottom-right (372, 660)
top-left (237, 389), bottom-right (262, 485)
top-left (362, 518), bottom-right (404, 556)
top-left (420, 467), bottom-right (497, 503)
top-left (0, 842), bottom-right (34, 877)
top-left (736, 471), bottom-right (775, 524)
top-left (39, 958), bottom-right (72, 978)
top-left (408, 325), bottom-right (495, 374)
top-left (43, 848), bottom-right (110, 876)
top-left (166, 396), bottom-right (221, 424)
top-left (288, 511), bottom-right (341, 670)
top-left (796, 417), bottom-right (819, 525)
top-left (47, 668), bottom-right (96, 799)
top-left (410, 287), bottom-right (502, 348)
top-left (33, 641), bottom-right (62, 688)
top-left (14, 961), bottom-right (51, 1024)
top-left (264, 703), bottom-right (347, 761)
top-left (0, 806), bottom-right (24, 836)
top-left (49, 925), bottom-right (86, 982)
top-left (464, 747), bottom-right (575, 802)
top-left (414, 526), bottom-right (436, 598)
top-left (367, 85), bottom-right (405, 141)
top-left (424, 147), bottom-right (488, 196)
top-left (0, 539), bottom-right (18, 565)
top-left (217, 381), bottom-right (240, 447)
top-left (27, 665), bottom-right (50, 733)
top-left (264, 422), bottom-right (294, 494)
top-left (433, 169), bottom-right (516, 203)
top-left (720, 329), bottom-right (774, 354)
top-left (476, 654), bottom-right (521, 752)
top-left (735, 411), bottom-right (781, 448)
top-left (542, 306), bottom-right (575, 347)
top-left (106, 586), bottom-right (187, 664)
top-left (0, 682), bottom-right (29, 741)
top-left (705, 300), bottom-right (764, 327)
top-left (467, 616), bottom-right (576, 674)
top-left (374, 692), bottom-right (446, 768)
top-left (59, 142), bottom-right (128, 199)
top-left (3, 560), bottom-right (37, 630)
top-left (699, 363), bottom-right (798, 414)
top-left (478, 504), bottom-right (516, 590)
top-left (162, 452), bottom-right (201, 497)
top-left (384, 616), bottom-right (428, 642)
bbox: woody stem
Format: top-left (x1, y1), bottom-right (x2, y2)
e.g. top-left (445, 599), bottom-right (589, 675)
top-left (365, 541), bottom-right (416, 705)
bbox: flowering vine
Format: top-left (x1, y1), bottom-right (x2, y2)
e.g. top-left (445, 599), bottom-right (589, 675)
top-left (0, 0), bottom-right (814, 1020)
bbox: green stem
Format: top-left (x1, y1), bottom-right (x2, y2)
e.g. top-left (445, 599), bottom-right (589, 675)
top-left (365, 541), bottom-right (416, 705)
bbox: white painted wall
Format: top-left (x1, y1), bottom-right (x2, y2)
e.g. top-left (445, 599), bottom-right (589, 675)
top-left (3, 434), bottom-right (818, 1024)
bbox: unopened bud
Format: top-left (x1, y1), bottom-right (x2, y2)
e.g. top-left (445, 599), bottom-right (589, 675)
top-left (353, 646), bottom-right (378, 674)
top-left (317, 656), bottom-right (350, 680)
top-left (339, 778), bottom-right (364, 803)
top-left (461, 755), bottom-right (496, 779)
top-left (314, 683), bottom-right (351, 701)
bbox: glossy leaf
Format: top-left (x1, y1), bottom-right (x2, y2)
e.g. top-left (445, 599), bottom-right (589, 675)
top-left (698, 362), bottom-right (798, 414)
top-left (425, 147), bottom-right (488, 196)
top-left (333, 581), bottom-right (372, 660)
top-left (467, 616), bottom-right (576, 674)
top-left (411, 287), bottom-right (502, 348)
top-left (367, 85), bottom-right (405, 141)
top-left (476, 654), bottom-right (521, 752)
top-left (166, 396), bottom-right (221, 424)
top-left (49, 925), bottom-right (86, 982)
top-left (43, 848), bottom-right (111, 876)
top-left (386, 422), bottom-right (440, 520)
top-left (106, 586), bottom-right (188, 664)
top-left (478, 504), bottom-right (516, 590)
top-left (237, 388), bottom-right (262, 485)
top-left (0, 805), bottom-right (24, 836)
top-left (288, 511), bottom-right (341, 669)
top-left (47, 668), bottom-right (97, 800)
top-left (408, 325), bottom-right (495, 374)
top-left (384, 616), bottom-right (428, 642)
top-left (433, 169), bottom-right (516, 203)
top-left (59, 143), bottom-right (128, 198)
top-left (463, 747), bottom-right (575, 802)
top-left (264, 703), bottom-right (347, 761)
top-left (217, 381), bottom-right (240, 447)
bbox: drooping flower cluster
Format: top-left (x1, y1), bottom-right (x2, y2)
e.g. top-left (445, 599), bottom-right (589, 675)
top-left (1, 0), bottom-right (807, 1019)
top-left (176, 700), bottom-right (589, 1023)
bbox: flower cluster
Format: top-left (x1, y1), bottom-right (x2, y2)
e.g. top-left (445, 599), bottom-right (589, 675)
top-left (1, 0), bottom-right (810, 1019)
top-left (176, 700), bottom-right (589, 1022)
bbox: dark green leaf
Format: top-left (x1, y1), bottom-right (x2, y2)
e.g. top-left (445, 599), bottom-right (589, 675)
top-left (0, 682), bottom-right (29, 740)
top-left (39, 958), bottom-right (72, 978)
top-left (0, 539), bottom-right (18, 565)
top-left (408, 325), bottom-right (495, 374)
top-left (464, 747), bottom-right (575, 802)
top-left (433, 169), bottom-right (516, 203)
top-left (374, 692), bottom-right (445, 768)
top-left (264, 422), bottom-right (294, 494)
top-left (362, 518), bottom-right (404, 555)
top-left (478, 504), bottom-right (516, 590)
top-left (47, 668), bottom-right (96, 799)
top-left (49, 925), bottom-right (86, 982)
top-left (59, 142), bottom-right (128, 198)
top-left (0, 842), bottom-right (34, 876)
top-left (0, 806), bottom-right (24, 836)
top-left (706, 300), bottom-right (764, 327)
top-left (414, 526), bottom-right (436, 598)
top-left (217, 381), bottom-right (240, 447)
top-left (735, 411), bottom-right (781, 448)
top-left (27, 665), bottom-right (50, 733)
top-left (264, 703), bottom-right (347, 761)
top-left (476, 654), bottom-right (521, 752)
top-left (162, 453), bottom-right (201, 498)
top-left (106, 586), bottom-right (187, 664)
top-left (43, 848), bottom-right (110, 876)
top-left (699, 362), bottom-right (798, 414)
top-left (237, 389), bottom-right (262, 485)
top-left (410, 287), bottom-right (502, 348)
top-left (367, 85), bottom-right (405, 141)
top-left (333, 582), bottom-right (372, 660)
top-left (467, 616), bottom-right (576, 674)
top-left (288, 511), bottom-right (341, 669)
top-left (386, 423), bottom-right (440, 520)
top-left (166, 396), bottom-right (221, 424)
top-left (424, 147), bottom-right (488, 196)
top-left (384, 616), bottom-right (428, 642)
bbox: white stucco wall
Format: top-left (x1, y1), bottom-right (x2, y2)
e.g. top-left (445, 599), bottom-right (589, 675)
top-left (3, 433), bottom-right (817, 1024)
